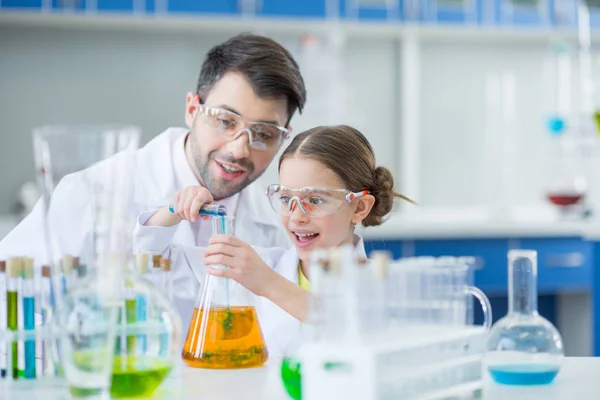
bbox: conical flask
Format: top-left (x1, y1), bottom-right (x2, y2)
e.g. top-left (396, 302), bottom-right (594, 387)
top-left (181, 216), bottom-right (268, 369)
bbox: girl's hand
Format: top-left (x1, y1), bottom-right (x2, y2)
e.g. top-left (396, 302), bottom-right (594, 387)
top-left (170, 185), bottom-right (214, 223)
top-left (203, 235), bottom-right (277, 298)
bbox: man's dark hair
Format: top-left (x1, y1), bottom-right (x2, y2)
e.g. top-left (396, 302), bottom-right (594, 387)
top-left (197, 33), bottom-right (307, 124)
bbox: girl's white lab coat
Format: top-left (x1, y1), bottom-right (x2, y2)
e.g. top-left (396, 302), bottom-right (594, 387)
top-left (134, 226), bottom-right (367, 356)
top-left (0, 127), bottom-right (289, 264)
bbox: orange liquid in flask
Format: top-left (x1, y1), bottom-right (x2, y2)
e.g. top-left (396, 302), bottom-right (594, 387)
top-left (182, 306), bottom-right (269, 369)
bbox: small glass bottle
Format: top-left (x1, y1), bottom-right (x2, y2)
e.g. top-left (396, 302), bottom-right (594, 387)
top-left (486, 250), bottom-right (564, 385)
top-left (182, 216), bottom-right (268, 369)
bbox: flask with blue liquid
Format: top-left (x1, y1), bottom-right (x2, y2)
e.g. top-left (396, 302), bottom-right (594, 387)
top-left (486, 250), bottom-right (564, 385)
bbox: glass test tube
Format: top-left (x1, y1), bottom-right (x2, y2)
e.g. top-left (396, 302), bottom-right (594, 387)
top-left (40, 266), bottom-right (54, 376)
top-left (22, 258), bottom-right (35, 379)
top-left (151, 255), bottom-right (162, 290)
top-left (136, 253), bottom-right (149, 352)
top-left (61, 255), bottom-right (76, 295)
top-left (159, 257), bottom-right (172, 354)
top-left (6, 257), bottom-right (22, 379)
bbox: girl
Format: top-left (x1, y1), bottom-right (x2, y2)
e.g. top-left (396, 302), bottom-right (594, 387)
top-left (133, 125), bottom-right (412, 354)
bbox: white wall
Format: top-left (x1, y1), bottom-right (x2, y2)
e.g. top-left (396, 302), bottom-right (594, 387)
top-left (419, 41), bottom-right (600, 213)
top-left (0, 26), bottom-right (398, 213)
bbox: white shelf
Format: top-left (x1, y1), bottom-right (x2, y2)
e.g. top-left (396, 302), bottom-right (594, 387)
top-left (1, 10), bottom-right (600, 44)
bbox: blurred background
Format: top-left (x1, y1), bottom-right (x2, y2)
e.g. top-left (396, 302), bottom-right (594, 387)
top-left (2, 0), bottom-right (600, 356)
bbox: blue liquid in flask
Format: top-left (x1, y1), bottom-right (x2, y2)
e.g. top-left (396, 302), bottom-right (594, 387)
top-left (488, 364), bottom-right (559, 385)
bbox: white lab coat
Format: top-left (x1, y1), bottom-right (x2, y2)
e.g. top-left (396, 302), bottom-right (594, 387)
top-left (0, 127), bottom-right (289, 270)
top-left (134, 223), bottom-right (367, 356)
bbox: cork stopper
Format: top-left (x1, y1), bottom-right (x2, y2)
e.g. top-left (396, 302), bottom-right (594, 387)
top-left (62, 254), bottom-right (74, 274)
top-left (0, 260), bottom-right (5, 273)
top-left (42, 265), bottom-right (52, 278)
top-left (371, 251), bottom-right (390, 281)
top-left (136, 253), bottom-right (149, 273)
top-left (160, 257), bottom-right (171, 272)
top-left (22, 258), bottom-right (34, 280)
top-left (6, 257), bottom-right (23, 279)
top-left (152, 255), bottom-right (161, 269)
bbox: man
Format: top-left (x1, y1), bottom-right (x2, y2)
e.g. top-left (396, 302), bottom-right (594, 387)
top-left (0, 33), bottom-right (306, 268)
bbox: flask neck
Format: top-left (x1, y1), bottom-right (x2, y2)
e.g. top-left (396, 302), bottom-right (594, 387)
top-left (508, 256), bottom-right (538, 316)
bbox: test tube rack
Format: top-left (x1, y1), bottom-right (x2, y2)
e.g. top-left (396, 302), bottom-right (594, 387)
top-left (299, 325), bottom-right (487, 400)
top-left (302, 248), bottom-right (490, 400)
top-left (0, 325), bottom-right (63, 392)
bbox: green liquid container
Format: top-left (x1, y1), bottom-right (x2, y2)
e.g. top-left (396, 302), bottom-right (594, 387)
top-left (281, 356), bottom-right (302, 400)
top-left (110, 356), bottom-right (173, 398)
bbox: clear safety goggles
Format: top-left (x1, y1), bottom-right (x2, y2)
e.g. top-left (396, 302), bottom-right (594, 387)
top-left (198, 104), bottom-right (290, 151)
top-left (266, 184), bottom-right (370, 217)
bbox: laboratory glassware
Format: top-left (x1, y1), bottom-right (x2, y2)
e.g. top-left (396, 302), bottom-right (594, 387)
top-left (543, 41), bottom-right (572, 136)
top-left (545, 134), bottom-right (590, 218)
top-left (486, 250), bottom-right (564, 385)
top-left (280, 249), bottom-right (331, 400)
top-left (34, 125), bottom-right (140, 399)
top-left (33, 125), bottom-right (140, 308)
top-left (297, 250), bottom-right (489, 400)
top-left (110, 271), bottom-right (181, 399)
top-left (181, 216), bottom-right (269, 369)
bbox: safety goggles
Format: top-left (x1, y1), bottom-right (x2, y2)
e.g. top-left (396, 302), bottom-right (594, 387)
top-left (198, 104), bottom-right (290, 151)
top-left (266, 184), bottom-right (370, 217)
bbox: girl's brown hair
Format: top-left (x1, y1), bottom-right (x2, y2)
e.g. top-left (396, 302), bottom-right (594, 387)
top-left (278, 125), bottom-right (414, 227)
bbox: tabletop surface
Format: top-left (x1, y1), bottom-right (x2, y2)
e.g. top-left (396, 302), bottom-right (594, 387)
top-left (3, 356), bottom-right (600, 399)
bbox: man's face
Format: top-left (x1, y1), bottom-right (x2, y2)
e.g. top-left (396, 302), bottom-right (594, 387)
top-left (185, 71), bottom-right (289, 200)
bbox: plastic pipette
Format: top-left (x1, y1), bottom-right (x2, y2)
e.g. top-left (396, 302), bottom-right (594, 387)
top-left (168, 204), bottom-right (227, 216)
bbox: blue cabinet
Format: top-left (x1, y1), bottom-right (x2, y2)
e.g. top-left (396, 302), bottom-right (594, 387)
top-left (423, 0), bottom-right (481, 24)
top-left (364, 235), bottom-right (594, 296)
top-left (0, 0), bottom-right (42, 8)
top-left (364, 239), bottom-right (404, 259)
top-left (259, 0), bottom-right (326, 18)
top-left (51, 0), bottom-right (86, 11)
top-left (168, 0), bottom-right (238, 15)
top-left (413, 239), bottom-right (510, 294)
top-left (96, 0), bottom-right (133, 12)
top-left (339, 0), bottom-right (400, 21)
top-left (497, 0), bottom-right (551, 26)
top-left (519, 237), bottom-right (592, 293)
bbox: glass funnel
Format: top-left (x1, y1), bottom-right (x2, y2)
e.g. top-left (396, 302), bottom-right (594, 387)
top-left (181, 216), bottom-right (268, 369)
top-left (486, 250), bottom-right (564, 385)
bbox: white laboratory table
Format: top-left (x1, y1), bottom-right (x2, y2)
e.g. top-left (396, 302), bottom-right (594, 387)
top-left (4, 357), bottom-right (600, 400)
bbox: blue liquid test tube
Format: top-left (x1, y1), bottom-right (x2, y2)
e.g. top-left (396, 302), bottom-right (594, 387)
top-left (135, 253), bottom-right (149, 353)
top-left (168, 204), bottom-right (227, 216)
top-left (22, 258), bottom-right (35, 379)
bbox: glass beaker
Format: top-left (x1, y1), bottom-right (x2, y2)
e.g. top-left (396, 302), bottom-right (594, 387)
top-left (33, 125), bottom-right (141, 306)
top-left (34, 125), bottom-right (140, 399)
top-left (486, 250), bottom-right (564, 385)
top-left (181, 216), bottom-right (268, 369)
top-left (111, 271), bottom-right (181, 399)
top-left (544, 135), bottom-right (590, 219)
